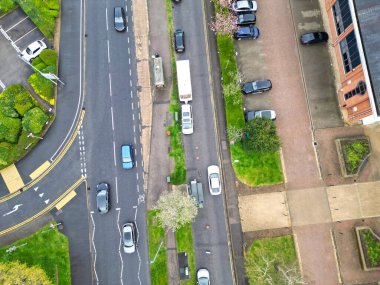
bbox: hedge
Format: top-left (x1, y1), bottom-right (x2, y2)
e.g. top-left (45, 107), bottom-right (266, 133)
top-left (0, 114), bottom-right (22, 144)
top-left (22, 107), bottom-right (49, 134)
top-left (0, 84), bottom-right (36, 116)
top-left (0, 0), bottom-right (16, 15)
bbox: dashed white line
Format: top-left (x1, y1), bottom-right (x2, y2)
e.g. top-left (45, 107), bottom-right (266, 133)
top-left (134, 136), bottom-right (136, 144)
top-left (113, 141), bottom-right (117, 166)
top-left (127, 37), bottom-right (129, 44)
top-left (107, 40), bottom-right (110, 63)
top-left (128, 58), bottom-right (131, 64)
top-left (128, 47), bottom-right (130, 54)
top-left (115, 176), bottom-right (119, 204)
top-left (0, 80), bottom-right (6, 90)
top-left (109, 73), bottom-right (112, 96)
top-left (137, 184), bottom-right (140, 193)
top-left (111, 106), bottom-right (115, 130)
top-left (136, 173), bottom-right (139, 181)
top-left (130, 80), bottom-right (132, 87)
top-left (14, 26), bottom-right (37, 43)
top-left (106, 8), bottom-right (109, 31)
top-left (90, 213), bottom-right (99, 283)
top-left (126, 26), bottom-right (129, 33)
top-left (139, 125), bottom-right (141, 132)
top-left (6, 16), bottom-right (29, 32)
top-left (129, 69), bottom-right (132, 76)
top-left (133, 125), bottom-right (136, 133)
top-left (131, 102), bottom-right (134, 110)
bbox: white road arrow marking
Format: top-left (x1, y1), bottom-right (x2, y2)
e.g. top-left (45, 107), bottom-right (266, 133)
top-left (39, 193), bottom-right (44, 198)
top-left (34, 187), bottom-right (39, 191)
top-left (44, 199), bottom-right (50, 204)
top-left (3, 204), bottom-right (23, 216)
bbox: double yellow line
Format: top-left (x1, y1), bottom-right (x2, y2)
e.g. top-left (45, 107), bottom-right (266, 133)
top-left (0, 111), bottom-right (85, 204)
top-left (0, 176), bottom-right (86, 237)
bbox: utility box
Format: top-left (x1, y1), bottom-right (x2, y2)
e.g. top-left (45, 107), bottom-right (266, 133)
top-left (153, 54), bottom-right (164, 88)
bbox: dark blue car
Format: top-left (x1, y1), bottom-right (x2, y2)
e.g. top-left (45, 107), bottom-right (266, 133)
top-left (234, 26), bottom-right (260, 40)
top-left (121, 144), bottom-right (134, 170)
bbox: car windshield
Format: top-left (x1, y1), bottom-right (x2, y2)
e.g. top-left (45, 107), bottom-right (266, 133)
top-left (303, 33), bottom-right (315, 41)
top-left (26, 47), bottom-right (33, 55)
top-left (210, 174), bottom-right (219, 190)
top-left (183, 123), bottom-right (192, 129)
top-left (115, 16), bottom-right (123, 23)
top-left (124, 231), bottom-right (133, 246)
top-left (182, 111), bottom-right (190, 117)
top-left (261, 111), bottom-right (272, 118)
top-left (123, 155), bottom-right (131, 163)
top-left (237, 1), bottom-right (251, 9)
top-left (183, 118), bottom-right (191, 123)
top-left (198, 277), bottom-right (209, 285)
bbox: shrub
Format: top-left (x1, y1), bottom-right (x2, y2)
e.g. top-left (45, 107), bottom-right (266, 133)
top-left (22, 107), bottom-right (49, 134)
top-left (243, 118), bottom-right (280, 153)
top-left (28, 72), bottom-right (55, 105)
top-left (0, 0), bottom-right (16, 15)
top-left (0, 106), bottom-right (19, 118)
top-left (0, 84), bottom-right (36, 116)
top-left (0, 143), bottom-right (11, 167)
top-left (39, 49), bottom-right (57, 67)
top-left (344, 140), bottom-right (370, 174)
top-left (361, 229), bottom-right (380, 267)
top-left (0, 114), bottom-right (22, 144)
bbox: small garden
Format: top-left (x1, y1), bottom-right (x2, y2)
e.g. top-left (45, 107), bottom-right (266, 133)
top-left (357, 227), bottom-right (380, 270)
top-left (245, 235), bottom-right (303, 284)
top-left (214, 5), bottom-right (283, 186)
top-left (0, 224), bottom-right (71, 285)
top-left (336, 137), bottom-right (371, 177)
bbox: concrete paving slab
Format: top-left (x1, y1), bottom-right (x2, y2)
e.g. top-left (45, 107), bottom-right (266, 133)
top-left (357, 181), bottom-right (380, 218)
top-left (0, 164), bottom-right (24, 193)
top-left (287, 187), bottom-right (331, 226)
top-left (238, 192), bottom-right (290, 232)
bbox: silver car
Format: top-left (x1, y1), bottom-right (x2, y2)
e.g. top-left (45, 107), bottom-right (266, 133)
top-left (207, 165), bottom-right (221, 196)
top-left (231, 0), bottom-right (257, 13)
top-left (123, 222), bottom-right (137, 254)
top-left (197, 268), bottom-right (210, 285)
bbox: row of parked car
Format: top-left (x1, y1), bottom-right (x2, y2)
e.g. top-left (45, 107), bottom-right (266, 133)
top-left (232, 0), bottom-right (260, 40)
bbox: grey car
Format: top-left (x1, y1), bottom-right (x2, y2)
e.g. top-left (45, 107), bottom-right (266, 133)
top-left (96, 182), bottom-right (109, 214)
top-left (114, 7), bottom-right (126, 32)
top-left (245, 110), bottom-right (276, 121)
top-left (242, 80), bottom-right (272, 94)
top-left (123, 222), bottom-right (137, 254)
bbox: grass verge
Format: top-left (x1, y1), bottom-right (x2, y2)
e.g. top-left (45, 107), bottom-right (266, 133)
top-left (175, 224), bottom-right (196, 284)
top-left (245, 235), bottom-right (300, 284)
top-left (0, 224), bottom-right (71, 285)
top-left (215, 15), bottom-right (283, 186)
top-left (165, 0), bottom-right (186, 185)
top-left (147, 210), bottom-right (168, 285)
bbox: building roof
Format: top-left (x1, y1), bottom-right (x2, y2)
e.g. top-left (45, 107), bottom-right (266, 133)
top-left (354, 0), bottom-right (380, 114)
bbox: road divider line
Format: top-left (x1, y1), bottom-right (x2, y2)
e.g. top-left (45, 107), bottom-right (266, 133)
top-left (113, 141), bottom-right (117, 166)
top-left (0, 176), bottom-right (85, 237)
top-left (115, 176), bottom-right (119, 204)
top-left (106, 8), bottom-right (109, 31)
top-left (107, 40), bottom-right (110, 63)
top-left (111, 106), bottom-right (115, 130)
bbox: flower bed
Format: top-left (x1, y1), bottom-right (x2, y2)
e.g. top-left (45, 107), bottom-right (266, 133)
top-left (356, 226), bottom-right (380, 271)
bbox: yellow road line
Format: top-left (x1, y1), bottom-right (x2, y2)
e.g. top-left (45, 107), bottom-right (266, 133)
top-left (0, 110), bottom-right (85, 204)
top-left (0, 176), bottom-right (85, 237)
top-left (29, 161), bottom-right (51, 180)
top-left (0, 164), bottom-right (24, 193)
top-left (55, 190), bottom-right (77, 210)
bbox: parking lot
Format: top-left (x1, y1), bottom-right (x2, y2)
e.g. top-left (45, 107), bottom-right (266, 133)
top-left (0, 8), bottom-right (47, 90)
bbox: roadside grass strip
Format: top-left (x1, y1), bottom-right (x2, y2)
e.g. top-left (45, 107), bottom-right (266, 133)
top-left (0, 224), bottom-right (71, 285)
top-left (215, 8), bottom-right (283, 186)
top-left (245, 235), bottom-right (300, 284)
top-left (147, 210), bottom-right (168, 285)
top-left (165, 0), bottom-right (186, 185)
top-left (175, 223), bottom-right (196, 284)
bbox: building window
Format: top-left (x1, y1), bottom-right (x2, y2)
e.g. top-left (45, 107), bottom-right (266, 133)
top-left (340, 31), bottom-right (361, 73)
top-left (344, 81), bottom-right (366, 100)
top-left (332, 0), bottom-right (352, 36)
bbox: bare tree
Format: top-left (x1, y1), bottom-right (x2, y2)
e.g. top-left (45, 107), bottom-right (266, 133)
top-left (275, 262), bottom-right (307, 285)
top-left (222, 71), bottom-right (242, 106)
top-left (227, 126), bottom-right (243, 144)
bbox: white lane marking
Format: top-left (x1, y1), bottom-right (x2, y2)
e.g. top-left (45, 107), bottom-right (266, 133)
top-left (115, 176), bottom-right (119, 204)
top-left (139, 124), bottom-right (141, 133)
top-left (130, 80), bottom-right (132, 87)
top-left (128, 58), bottom-right (131, 64)
top-left (14, 27), bottom-right (37, 43)
top-left (3, 204), bottom-right (23, 217)
top-left (90, 213), bottom-right (99, 283)
top-left (135, 161), bottom-right (138, 168)
top-left (128, 47), bottom-right (130, 54)
top-left (136, 173), bottom-right (139, 181)
top-left (137, 184), bottom-right (139, 193)
top-left (131, 15), bottom-right (134, 23)
top-left (140, 147), bottom-right (143, 157)
top-left (138, 113), bottom-right (140, 120)
top-left (134, 148), bottom-right (137, 156)
top-left (0, 80), bottom-right (6, 90)
top-left (129, 69), bottom-right (131, 76)
top-left (132, 113), bottom-right (135, 121)
top-left (107, 40), bottom-right (110, 63)
top-left (131, 102), bottom-right (134, 110)
top-left (125, 5), bottom-right (128, 12)
top-left (113, 141), bottom-right (117, 166)
top-left (116, 209), bottom-right (124, 285)
top-left (109, 73), bottom-right (112, 96)
top-left (133, 125), bottom-right (136, 133)
top-left (137, 101), bottom-right (140, 109)
top-left (111, 106), bottom-right (115, 130)
top-left (6, 16), bottom-right (29, 32)
top-left (106, 8), bottom-right (109, 31)
top-left (134, 136), bottom-right (136, 144)
top-left (126, 26), bottom-right (129, 33)
top-left (127, 37), bottom-right (129, 44)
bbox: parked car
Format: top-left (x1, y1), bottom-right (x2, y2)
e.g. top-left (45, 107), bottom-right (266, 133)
top-left (235, 11), bottom-right (256, 26)
top-left (174, 29), bottom-right (185, 53)
top-left (122, 222), bottom-right (137, 254)
top-left (114, 7), bottom-right (126, 32)
top-left (242, 80), bottom-right (272, 94)
top-left (231, 0), bottom-right (257, 13)
top-left (234, 26), bottom-right (260, 40)
top-left (181, 104), bottom-right (193, 134)
top-left (207, 165), bottom-right (221, 195)
top-left (121, 144), bottom-right (134, 170)
top-left (197, 268), bottom-right (210, 285)
top-left (21, 40), bottom-right (47, 62)
top-left (300, 32), bottom-right (329, 45)
top-left (96, 182), bottom-right (110, 214)
top-left (244, 110), bottom-right (277, 121)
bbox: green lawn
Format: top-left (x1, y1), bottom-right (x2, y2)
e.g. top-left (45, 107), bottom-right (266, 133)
top-left (166, 0), bottom-right (186, 185)
top-left (175, 224), bottom-right (196, 284)
top-left (245, 235), bottom-right (300, 284)
top-left (0, 224), bottom-right (71, 285)
top-left (216, 27), bottom-right (283, 187)
top-left (147, 210), bottom-right (168, 285)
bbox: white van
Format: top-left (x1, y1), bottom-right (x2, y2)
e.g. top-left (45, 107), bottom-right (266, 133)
top-left (181, 104), bottom-right (193, 134)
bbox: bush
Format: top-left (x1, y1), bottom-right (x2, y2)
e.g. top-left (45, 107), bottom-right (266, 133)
top-left (22, 107), bottom-right (49, 134)
top-left (243, 118), bottom-right (280, 153)
top-left (344, 140), bottom-right (370, 174)
top-left (39, 49), bottom-right (57, 67)
top-left (0, 114), bottom-right (22, 144)
top-left (361, 229), bottom-right (380, 267)
top-left (0, 143), bottom-right (11, 167)
top-left (0, 84), bottom-right (36, 116)
top-left (17, 0), bottom-right (59, 39)
top-left (28, 72), bottom-right (55, 105)
top-left (0, 0), bottom-right (16, 15)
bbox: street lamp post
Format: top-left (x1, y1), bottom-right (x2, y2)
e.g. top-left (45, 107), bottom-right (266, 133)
top-left (150, 240), bottom-right (164, 264)
top-left (28, 133), bottom-right (43, 140)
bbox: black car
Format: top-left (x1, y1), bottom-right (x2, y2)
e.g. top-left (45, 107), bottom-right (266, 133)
top-left (242, 80), bottom-right (272, 94)
top-left (234, 26), bottom-right (260, 40)
top-left (244, 110), bottom-right (276, 121)
top-left (236, 12), bottom-right (256, 26)
top-left (96, 182), bottom-right (110, 214)
top-left (300, 32), bottom-right (329, 45)
top-left (114, 7), bottom-right (126, 32)
top-left (174, 29), bottom-right (185, 53)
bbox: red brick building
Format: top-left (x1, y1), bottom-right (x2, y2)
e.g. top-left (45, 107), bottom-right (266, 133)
top-left (324, 0), bottom-right (380, 124)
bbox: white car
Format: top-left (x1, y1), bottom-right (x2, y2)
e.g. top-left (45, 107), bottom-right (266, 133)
top-left (21, 40), bottom-right (47, 62)
top-left (197, 268), bottom-right (210, 285)
top-left (231, 0), bottom-right (257, 13)
top-left (207, 165), bottom-right (221, 195)
top-left (181, 104), bottom-right (193, 134)
top-left (122, 223), bottom-right (136, 254)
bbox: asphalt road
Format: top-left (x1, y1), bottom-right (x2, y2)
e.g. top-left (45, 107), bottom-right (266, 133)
top-left (84, 0), bottom-right (149, 284)
top-left (173, 0), bottom-right (234, 283)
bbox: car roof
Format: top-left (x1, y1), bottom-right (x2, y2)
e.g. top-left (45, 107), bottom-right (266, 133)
top-left (237, 26), bottom-right (251, 33)
top-left (122, 144), bottom-right (131, 153)
top-left (236, 1), bottom-right (250, 8)
top-left (239, 13), bottom-right (255, 21)
top-left (181, 104), bottom-right (191, 113)
top-left (208, 165), bottom-right (219, 174)
top-left (256, 80), bottom-right (271, 87)
top-left (27, 41), bottom-right (42, 51)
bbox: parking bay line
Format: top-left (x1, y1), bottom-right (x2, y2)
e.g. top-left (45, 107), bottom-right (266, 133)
top-left (14, 26), bottom-right (37, 44)
top-left (5, 16), bottom-right (29, 33)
